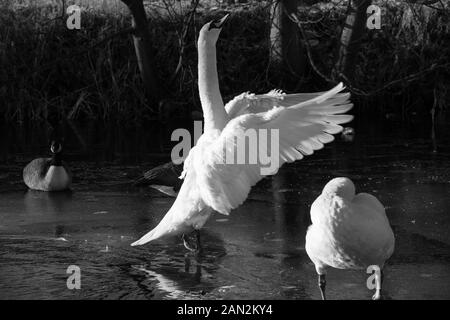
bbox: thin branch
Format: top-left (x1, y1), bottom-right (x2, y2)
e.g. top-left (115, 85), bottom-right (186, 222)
top-left (170, 0), bottom-right (200, 85)
top-left (288, 12), bottom-right (333, 84)
top-left (339, 63), bottom-right (450, 96)
top-left (288, 11), bottom-right (449, 96)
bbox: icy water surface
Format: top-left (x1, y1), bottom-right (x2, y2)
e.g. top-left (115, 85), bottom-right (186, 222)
top-left (0, 117), bottom-right (449, 300)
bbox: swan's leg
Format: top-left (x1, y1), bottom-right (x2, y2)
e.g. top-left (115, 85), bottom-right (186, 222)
top-left (194, 256), bottom-right (202, 282)
top-left (318, 274), bottom-right (326, 300)
top-left (372, 270), bottom-right (383, 300)
top-left (184, 253), bottom-right (191, 272)
top-left (195, 230), bottom-right (202, 255)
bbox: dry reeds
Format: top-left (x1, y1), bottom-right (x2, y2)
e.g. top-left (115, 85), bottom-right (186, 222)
top-left (0, 0), bottom-right (448, 124)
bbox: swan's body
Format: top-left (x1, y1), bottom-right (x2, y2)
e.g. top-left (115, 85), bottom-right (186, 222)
top-left (23, 141), bottom-right (72, 192)
top-left (306, 177), bottom-right (395, 300)
top-left (132, 15), bottom-right (354, 248)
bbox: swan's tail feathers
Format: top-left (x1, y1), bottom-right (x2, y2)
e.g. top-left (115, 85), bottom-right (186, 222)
top-left (131, 207), bottom-right (182, 246)
top-left (131, 220), bottom-right (175, 246)
top-left (131, 228), bottom-right (160, 246)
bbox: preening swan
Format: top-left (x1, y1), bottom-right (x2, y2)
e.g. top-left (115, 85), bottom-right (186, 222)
top-left (131, 14), bottom-right (354, 251)
top-left (305, 177), bottom-right (395, 300)
top-left (23, 139), bottom-right (72, 192)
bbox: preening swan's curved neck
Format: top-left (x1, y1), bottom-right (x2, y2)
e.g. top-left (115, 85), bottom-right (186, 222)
top-left (198, 40), bottom-right (228, 133)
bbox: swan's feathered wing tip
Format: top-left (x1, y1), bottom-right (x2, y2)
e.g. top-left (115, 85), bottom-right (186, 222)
top-left (315, 82), bottom-right (345, 104)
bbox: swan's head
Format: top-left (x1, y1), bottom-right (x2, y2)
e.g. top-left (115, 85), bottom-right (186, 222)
top-left (322, 177), bottom-right (355, 199)
top-left (50, 140), bottom-right (63, 154)
top-left (198, 13), bottom-right (229, 45)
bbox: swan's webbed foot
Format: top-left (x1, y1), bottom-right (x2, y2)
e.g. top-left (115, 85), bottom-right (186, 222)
top-left (182, 230), bottom-right (202, 255)
top-left (195, 230), bottom-right (203, 255)
top-left (372, 290), bottom-right (382, 300)
top-left (372, 269), bottom-right (383, 300)
top-left (184, 253), bottom-right (191, 272)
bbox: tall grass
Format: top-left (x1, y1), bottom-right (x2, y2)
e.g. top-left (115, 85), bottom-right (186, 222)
top-left (0, 0), bottom-right (448, 124)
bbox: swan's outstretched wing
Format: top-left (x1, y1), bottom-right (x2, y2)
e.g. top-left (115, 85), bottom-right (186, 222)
top-left (196, 83), bottom-right (353, 215)
top-left (225, 89), bottom-right (330, 119)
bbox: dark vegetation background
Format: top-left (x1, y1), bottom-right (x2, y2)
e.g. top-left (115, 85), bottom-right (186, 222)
top-left (0, 0), bottom-right (448, 124)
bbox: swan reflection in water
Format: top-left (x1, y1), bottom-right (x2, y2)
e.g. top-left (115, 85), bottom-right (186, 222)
top-left (130, 230), bottom-right (227, 299)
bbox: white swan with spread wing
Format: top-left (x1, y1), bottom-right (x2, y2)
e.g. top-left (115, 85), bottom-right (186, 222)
top-left (131, 14), bottom-right (353, 251)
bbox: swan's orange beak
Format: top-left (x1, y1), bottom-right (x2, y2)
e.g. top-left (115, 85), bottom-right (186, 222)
top-left (209, 13), bottom-right (229, 30)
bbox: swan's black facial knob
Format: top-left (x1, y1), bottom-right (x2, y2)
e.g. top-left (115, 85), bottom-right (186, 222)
top-left (50, 140), bottom-right (62, 154)
top-left (209, 13), bottom-right (229, 30)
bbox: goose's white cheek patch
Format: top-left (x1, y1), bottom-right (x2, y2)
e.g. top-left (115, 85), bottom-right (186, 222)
top-left (45, 166), bottom-right (70, 190)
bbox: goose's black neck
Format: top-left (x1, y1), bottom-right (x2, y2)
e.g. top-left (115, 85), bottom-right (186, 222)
top-left (50, 152), bottom-right (63, 166)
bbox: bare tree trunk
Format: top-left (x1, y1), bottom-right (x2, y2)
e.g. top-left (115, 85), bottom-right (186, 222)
top-left (333, 0), bottom-right (371, 83)
top-left (270, 0), bottom-right (306, 78)
top-left (121, 0), bottom-right (160, 103)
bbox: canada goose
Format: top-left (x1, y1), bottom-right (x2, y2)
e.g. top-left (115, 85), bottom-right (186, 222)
top-left (131, 14), bottom-right (353, 252)
top-left (23, 140), bottom-right (72, 192)
top-left (305, 177), bottom-right (395, 300)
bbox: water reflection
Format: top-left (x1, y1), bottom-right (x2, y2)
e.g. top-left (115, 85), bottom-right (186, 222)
top-left (0, 117), bottom-right (450, 299)
top-left (24, 190), bottom-right (75, 242)
top-left (24, 190), bottom-right (73, 215)
top-left (122, 230), bottom-right (227, 299)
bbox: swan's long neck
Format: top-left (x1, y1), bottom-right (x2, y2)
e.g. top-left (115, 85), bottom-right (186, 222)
top-left (198, 40), bottom-right (228, 133)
